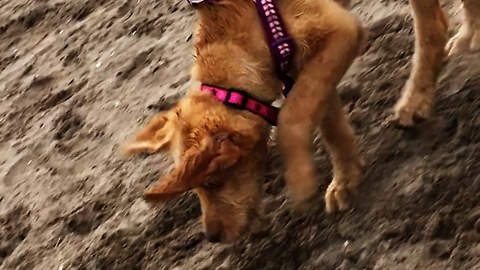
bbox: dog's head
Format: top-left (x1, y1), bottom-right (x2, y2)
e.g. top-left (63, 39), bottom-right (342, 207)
top-left (122, 92), bottom-right (270, 243)
top-left (192, 134), bottom-right (267, 243)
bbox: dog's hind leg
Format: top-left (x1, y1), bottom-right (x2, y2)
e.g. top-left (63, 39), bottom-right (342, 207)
top-left (388, 0), bottom-right (449, 128)
top-left (277, 10), bottom-right (364, 212)
top-left (446, 0), bottom-right (480, 56)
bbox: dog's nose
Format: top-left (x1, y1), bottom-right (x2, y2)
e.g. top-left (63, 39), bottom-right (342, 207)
top-left (205, 232), bottom-right (221, 243)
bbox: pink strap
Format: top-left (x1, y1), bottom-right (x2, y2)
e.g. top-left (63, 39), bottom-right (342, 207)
top-left (200, 84), bottom-right (279, 126)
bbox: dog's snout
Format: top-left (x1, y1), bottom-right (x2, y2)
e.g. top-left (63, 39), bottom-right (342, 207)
top-left (205, 232), bottom-right (221, 243)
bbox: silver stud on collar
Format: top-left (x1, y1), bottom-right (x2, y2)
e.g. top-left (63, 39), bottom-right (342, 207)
top-left (187, 0), bottom-right (208, 5)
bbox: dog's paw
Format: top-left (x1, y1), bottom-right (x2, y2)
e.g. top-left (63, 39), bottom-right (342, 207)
top-left (446, 20), bottom-right (480, 57)
top-left (283, 168), bottom-right (319, 213)
top-left (324, 159), bottom-right (363, 213)
top-left (324, 180), bottom-right (357, 213)
top-left (384, 90), bottom-right (433, 129)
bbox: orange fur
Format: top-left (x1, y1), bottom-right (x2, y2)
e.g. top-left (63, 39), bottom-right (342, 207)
top-left (387, 0), bottom-right (479, 127)
top-left (122, 0), bottom-right (479, 243)
top-left (445, 0), bottom-right (480, 56)
top-left (123, 90), bottom-right (270, 243)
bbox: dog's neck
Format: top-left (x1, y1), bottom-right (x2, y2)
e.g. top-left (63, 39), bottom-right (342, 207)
top-left (191, 1), bottom-right (284, 103)
top-left (194, 0), bottom-right (256, 44)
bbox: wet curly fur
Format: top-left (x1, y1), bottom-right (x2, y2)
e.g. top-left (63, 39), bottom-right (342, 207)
top-left (122, 0), bottom-right (480, 243)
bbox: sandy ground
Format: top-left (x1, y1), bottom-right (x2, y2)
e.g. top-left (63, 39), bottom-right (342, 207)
top-left (1, 0), bottom-right (480, 269)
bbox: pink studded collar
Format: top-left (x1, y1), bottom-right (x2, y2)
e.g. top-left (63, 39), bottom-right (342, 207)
top-left (200, 84), bottom-right (279, 126)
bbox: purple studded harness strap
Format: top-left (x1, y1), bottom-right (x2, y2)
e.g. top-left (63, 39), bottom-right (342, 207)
top-left (253, 0), bottom-right (296, 96)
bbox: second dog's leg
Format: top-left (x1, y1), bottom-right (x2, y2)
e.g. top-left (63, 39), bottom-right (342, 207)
top-left (446, 0), bottom-right (480, 56)
top-left (277, 12), bottom-right (363, 212)
top-left (388, 0), bottom-right (448, 128)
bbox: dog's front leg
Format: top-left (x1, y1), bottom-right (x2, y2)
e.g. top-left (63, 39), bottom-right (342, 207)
top-left (277, 11), bottom-right (364, 213)
top-left (388, 0), bottom-right (449, 128)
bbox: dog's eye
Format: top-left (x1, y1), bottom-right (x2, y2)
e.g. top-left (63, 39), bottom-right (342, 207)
top-left (213, 132), bottom-right (230, 142)
top-left (203, 181), bottom-right (221, 189)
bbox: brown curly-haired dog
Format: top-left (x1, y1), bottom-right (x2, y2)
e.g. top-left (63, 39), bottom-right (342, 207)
top-left (122, 0), bottom-right (480, 243)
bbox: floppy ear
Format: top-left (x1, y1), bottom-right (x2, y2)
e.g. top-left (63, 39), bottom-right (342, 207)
top-left (121, 113), bottom-right (173, 156)
top-left (143, 131), bottom-right (245, 203)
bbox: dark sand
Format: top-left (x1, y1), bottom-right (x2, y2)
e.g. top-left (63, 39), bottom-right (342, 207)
top-left (1, 0), bottom-right (479, 269)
